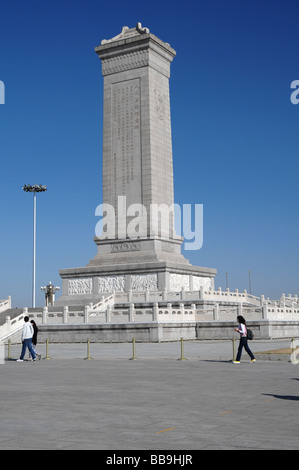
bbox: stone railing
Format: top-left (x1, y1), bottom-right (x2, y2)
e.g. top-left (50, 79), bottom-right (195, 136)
top-left (0, 296), bottom-right (11, 314)
top-left (262, 302), bottom-right (299, 321)
top-left (112, 288), bottom-right (263, 305)
top-left (2, 290), bottom-right (299, 342)
top-left (90, 293), bottom-right (115, 313)
top-left (201, 289), bottom-right (261, 306)
top-left (0, 311), bottom-right (25, 342)
top-left (0, 302), bottom-right (263, 333)
top-left (267, 294), bottom-right (299, 309)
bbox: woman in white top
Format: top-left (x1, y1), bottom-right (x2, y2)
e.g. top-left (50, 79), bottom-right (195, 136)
top-left (233, 315), bottom-right (256, 363)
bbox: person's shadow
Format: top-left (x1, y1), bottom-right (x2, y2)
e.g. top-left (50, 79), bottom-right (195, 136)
top-left (263, 393), bottom-right (299, 401)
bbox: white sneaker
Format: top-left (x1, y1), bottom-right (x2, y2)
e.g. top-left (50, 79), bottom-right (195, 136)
top-left (16, 359), bottom-right (23, 362)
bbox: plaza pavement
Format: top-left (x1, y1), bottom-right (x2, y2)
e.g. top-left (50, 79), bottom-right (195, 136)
top-left (0, 339), bottom-right (298, 451)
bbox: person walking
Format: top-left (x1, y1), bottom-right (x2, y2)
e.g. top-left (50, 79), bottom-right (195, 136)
top-left (233, 315), bottom-right (256, 364)
top-left (16, 316), bottom-right (36, 362)
top-left (29, 320), bottom-right (41, 360)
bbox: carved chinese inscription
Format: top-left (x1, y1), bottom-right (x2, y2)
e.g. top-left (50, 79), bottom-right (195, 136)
top-left (112, 79), bottom-right (142, 210)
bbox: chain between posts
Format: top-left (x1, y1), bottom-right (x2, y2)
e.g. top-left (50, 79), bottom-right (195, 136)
top-left (5, 337), bottom-right (211, 362)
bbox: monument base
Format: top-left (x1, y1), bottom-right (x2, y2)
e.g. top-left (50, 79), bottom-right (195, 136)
top-left (36, 320), bottom-right (299, 343)
top-left (57, 252), bottom-right (216, 307)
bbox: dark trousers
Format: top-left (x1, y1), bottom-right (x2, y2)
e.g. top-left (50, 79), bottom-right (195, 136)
top-left (236, 337), bottom-right (255, 361)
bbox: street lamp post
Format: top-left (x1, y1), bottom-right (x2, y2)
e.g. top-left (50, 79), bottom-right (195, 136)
top-left (248, 270), bottom-right (252, 295)
top-left (225, 272), bottom-right (229, 290)
top-left (41, 282), bottom-right (60, 307)
top-left (22, 184), bottom-right (47, 308)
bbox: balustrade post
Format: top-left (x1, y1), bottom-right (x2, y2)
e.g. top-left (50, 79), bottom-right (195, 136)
top-left (106, 305), bottom-right (111, 323)
top-left (153, 302), bottom-right (158, 321)
top-left (213, 303), bottom-right (219, 320)
top-left (180, 287), bottom-right (185, 300)
top-left (180, 302), bottom-right (185, 319)
top-left (42, 306), bottom-right (48, 324)
top-left (84, 305), bottom-right (89, 323)
top-left (63, 306), bottom-right (68, 324)
top-left (129, 303), bottom-right (134, 322)
top-left (199, 287), bottom-right (204, 300)
top-left (145, 288), bottom-right (150, 301)
top-left (262, 303), bottom-right (268, 320)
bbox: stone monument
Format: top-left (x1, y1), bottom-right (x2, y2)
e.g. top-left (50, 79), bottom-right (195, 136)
top-left (57, 23), bottom-right (216, 306)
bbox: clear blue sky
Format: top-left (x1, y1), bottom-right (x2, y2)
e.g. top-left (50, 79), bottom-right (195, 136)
top-left (1, 0), bottom-right (299, 307)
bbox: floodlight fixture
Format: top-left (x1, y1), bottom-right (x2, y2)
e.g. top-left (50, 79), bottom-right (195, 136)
top-left (22, 184), bottom-right (47, 193)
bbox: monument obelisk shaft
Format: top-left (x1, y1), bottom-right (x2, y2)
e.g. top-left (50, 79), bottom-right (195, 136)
top-left (94, 23), bottom-right (179, 252)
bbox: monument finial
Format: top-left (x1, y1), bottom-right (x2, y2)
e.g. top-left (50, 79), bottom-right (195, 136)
top-left (100, 23), bottom-right (150, 45)
top-left (136, 22), bottom-right (150, 34)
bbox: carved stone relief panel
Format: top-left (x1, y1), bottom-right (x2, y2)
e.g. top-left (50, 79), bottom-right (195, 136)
top-left (68, 278), bottom-right (93, 295)
top-left (98, 276), bottom-right (126, 293)
top-left (169, 273), bottom-right (190, 291)
top-left (192, 276), bottom-right (212, 291)
top-left (131, 274), bottom-right (158, 291)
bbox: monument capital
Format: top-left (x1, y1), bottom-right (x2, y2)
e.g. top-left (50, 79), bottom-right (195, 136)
top-left (95, 23), bottom-right (176, 78)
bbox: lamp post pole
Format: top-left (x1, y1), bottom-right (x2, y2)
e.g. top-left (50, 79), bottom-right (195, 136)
top-left (33, 190), bottom-right (36, 307)
top-left (248, 270), bottom-right (252, 295)
top-left (225, 272), bottom-right (229, 290)
top-left (22, 184), bottom-right (47, 308)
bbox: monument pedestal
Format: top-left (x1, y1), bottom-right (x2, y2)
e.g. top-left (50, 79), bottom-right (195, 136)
top-left (57, 260), bottom-right (216, 307)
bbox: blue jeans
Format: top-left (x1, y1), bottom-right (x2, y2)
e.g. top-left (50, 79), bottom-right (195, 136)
top-left (20, 339), bottom-right (36, 360)
top-left (236, 337), bottom-right (255, 361)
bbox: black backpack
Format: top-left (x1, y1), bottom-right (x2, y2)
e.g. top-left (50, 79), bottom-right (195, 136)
top-left (247, 328), bottom-right (254, 340)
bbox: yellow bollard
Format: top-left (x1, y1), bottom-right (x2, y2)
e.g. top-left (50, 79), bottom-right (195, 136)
top-left (7, 339), bottom-right (11, 360)
top-left (44, 339), bottom-right (52, 360)
top-left (84, 338), bottom-right (94, 360)
top-left (232, 337), bottom-right (236, 362)
top-left (177, 337), bottom-right (187, 361)
top-left (129, 337), bottom-right (138, 360)
top-left (291, 337), bottom-right (295, 354)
